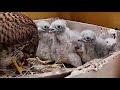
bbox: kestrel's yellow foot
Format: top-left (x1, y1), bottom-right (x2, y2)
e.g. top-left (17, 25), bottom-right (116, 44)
top-left (17, 66), bottom-right (28, 76)
top-left (11, 56), bottom-right (29, 76)
top-left (36, 57), bottom-right (53, 65)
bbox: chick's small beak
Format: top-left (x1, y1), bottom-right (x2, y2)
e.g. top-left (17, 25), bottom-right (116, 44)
top-left (78, 36), bottom-right (83, 42)
top-left (38, 27), bottom-right (45, 32)
top-left (49, 28), bottom-right (56, 33)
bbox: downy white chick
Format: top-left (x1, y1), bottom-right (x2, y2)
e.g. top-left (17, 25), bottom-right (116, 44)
top-left (108, 29), bottom-right (117, 39)
top-left (107, 29), bottom-right (117, 52)
top-left (99, 29), bottom-right (117, 40)
top-left (49, 19), bottom-right (82, 67)
top-left (77, 30), bottom-right (111, 63)
top-left (35, 20), bottom-right (54, 62)
top-left (105, 38), bottom-right (117, 53)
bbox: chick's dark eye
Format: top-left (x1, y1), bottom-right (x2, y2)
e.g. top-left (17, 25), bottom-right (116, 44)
top-left (85, 37), bottom-right (90, 40)
top-left (56, 25), bottom-right (62, 29)
top-left (43, 26), bottom-right (48, 29)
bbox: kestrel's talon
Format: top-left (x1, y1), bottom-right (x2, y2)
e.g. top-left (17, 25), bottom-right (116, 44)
top-left (11, 56), bottom-right (29, 75)
top-left (0, 12), bottom-right (39, 76)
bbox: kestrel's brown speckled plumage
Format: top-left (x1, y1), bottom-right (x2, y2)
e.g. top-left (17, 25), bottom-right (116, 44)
top-left (0, 12), bottom-right (39, 68)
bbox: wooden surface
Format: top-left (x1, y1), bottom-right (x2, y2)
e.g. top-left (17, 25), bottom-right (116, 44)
top-left (70, 12), bottom-right (120, 29)
top-left (20, 12), bottom-right (58, 20)
top-left (21, 12), bottom-right (120, 29)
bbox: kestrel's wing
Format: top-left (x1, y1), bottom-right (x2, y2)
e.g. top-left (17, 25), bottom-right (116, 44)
top-left (0, 12), bottom-right (39, 52)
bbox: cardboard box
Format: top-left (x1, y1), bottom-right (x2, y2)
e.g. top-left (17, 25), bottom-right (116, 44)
top-left (20, 18), bottom-right (120, 78)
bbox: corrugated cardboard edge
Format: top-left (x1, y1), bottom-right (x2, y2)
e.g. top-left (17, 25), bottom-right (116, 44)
top-left (3, 68), bottom-right (74, 78)
top-left (65, 51), bottom-right (120, 78)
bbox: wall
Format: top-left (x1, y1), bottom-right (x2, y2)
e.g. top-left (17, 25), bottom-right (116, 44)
top-left (20, 12), bottom-right (59, 20)
top-left (20, 12), bottom-right (120, 29)
top-left (57, 12), bottom-right (71, 20)
top-left (70, 12), bottom-right (120, 29)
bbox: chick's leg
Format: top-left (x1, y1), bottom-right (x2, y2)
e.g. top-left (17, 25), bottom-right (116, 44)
top-left (11, 56), bottom-right (28, 75)
top-left (51, 63), bottom-right (62, 68)
top-left (40, 60), bottom-right (53, 64)
top-left (36, 57), bottom-right (53, 64)
top-left (37, 57), bottom-right (61, 68)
